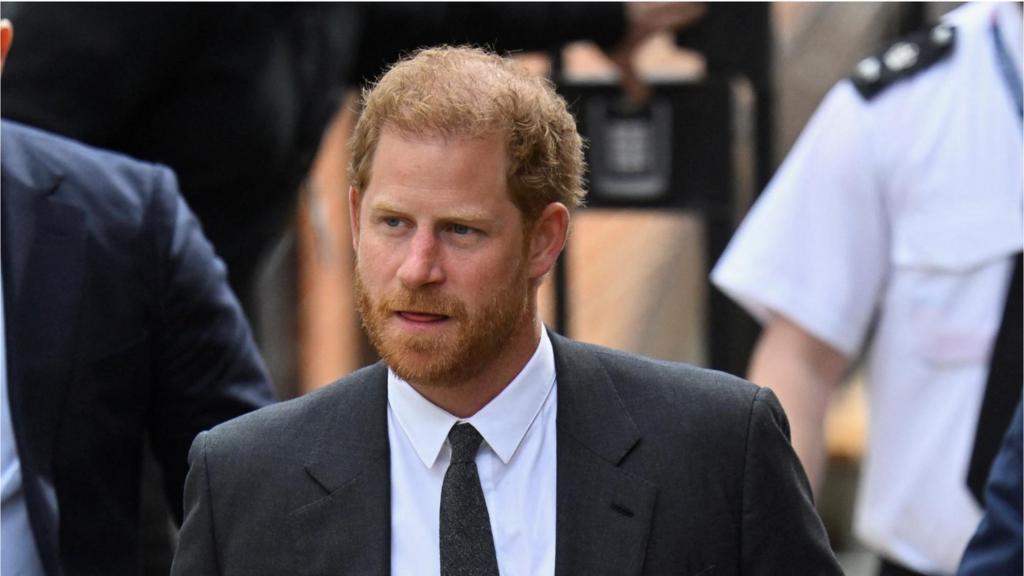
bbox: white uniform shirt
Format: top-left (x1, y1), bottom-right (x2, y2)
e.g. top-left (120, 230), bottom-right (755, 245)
top-left (712, 3), bottom-right (1023, 574)
top-left (388, 329), bottom-right (557, 576)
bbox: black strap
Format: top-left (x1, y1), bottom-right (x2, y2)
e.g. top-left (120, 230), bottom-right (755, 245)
top-left (878, 557), bottom-right (928, 576)
top-left (967, 252), bottom-right (1023, 504)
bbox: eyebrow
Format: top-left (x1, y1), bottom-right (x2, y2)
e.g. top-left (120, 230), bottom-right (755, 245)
top-left (369, 200), bottom-right (494, 225)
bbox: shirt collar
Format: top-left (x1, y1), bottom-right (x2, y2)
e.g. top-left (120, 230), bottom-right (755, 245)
top-left (387, 328), bottom-right (556, 468)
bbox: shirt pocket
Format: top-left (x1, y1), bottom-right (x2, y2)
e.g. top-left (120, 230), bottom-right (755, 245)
top-left (890, 197), bottom-right (1021, 367)
top-left (892, 195), bottom-right (1021, 271)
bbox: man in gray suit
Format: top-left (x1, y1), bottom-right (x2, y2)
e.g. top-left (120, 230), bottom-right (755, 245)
top-left (172, 46), bottom-right (841, 576)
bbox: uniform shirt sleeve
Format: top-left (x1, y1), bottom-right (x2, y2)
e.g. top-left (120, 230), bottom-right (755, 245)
top-left (711, 81), bottom-right (889, 357)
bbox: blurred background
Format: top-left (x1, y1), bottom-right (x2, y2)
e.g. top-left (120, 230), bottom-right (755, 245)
top-left (0, 2), bottom-right (966, 574)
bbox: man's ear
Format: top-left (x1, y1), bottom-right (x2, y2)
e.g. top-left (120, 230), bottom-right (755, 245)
top-left (527, 202), bottom-right (570, 281)
top-left (348, 185), bottom-right (361, 251)
top-left (0, 20), bottom-right (13, 72)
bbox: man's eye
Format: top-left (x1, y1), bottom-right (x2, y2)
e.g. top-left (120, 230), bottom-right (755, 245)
top-left (450, 224), bottom-right (472, 235)
top-left (383, 217), bottom-right (402, 228)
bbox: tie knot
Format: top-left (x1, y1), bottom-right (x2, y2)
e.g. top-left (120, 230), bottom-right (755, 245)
top-left (448, 423), bottom-right (483, 464)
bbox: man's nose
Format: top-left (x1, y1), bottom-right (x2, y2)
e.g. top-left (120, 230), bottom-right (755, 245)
top-left (396, 230), bottom-right (445, 289)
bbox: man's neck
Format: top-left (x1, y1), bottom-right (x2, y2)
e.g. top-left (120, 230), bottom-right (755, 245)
top-left (407, 316), bottom-right (543, 418)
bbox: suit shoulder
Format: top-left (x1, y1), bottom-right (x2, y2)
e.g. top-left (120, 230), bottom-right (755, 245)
top-left (2, 120), bottom-right (170, 181)
top-left (2, 120), bottom-right (176, 214)
top-left (560, 336), bottom-right (761, 415)
top-left (579, 339), bottom-right (756, 392)
top-left (850, 21), bottom-right (955, 100)
top-left (555, 336), bottom-right (787, 487)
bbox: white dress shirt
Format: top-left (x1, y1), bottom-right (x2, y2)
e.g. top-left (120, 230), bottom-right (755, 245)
top-left (1, 248), bottom-right (47, 575)
top-left (712, 4), bottom-right (1022, 573)
top-left (388, 329), bottom-right (557, 576)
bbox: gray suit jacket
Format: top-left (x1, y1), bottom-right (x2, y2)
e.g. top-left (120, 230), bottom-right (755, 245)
top-left (172, 332), bottom-right (841, 575)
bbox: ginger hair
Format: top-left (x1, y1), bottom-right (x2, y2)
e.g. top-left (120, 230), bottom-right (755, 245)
top-left (349, 45), bottom-right (586, 221)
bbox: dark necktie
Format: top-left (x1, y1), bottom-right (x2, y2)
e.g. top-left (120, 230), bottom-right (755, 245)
top-left (440, 423), bottom-right (499, 576)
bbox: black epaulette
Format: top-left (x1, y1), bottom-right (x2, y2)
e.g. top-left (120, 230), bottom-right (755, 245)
top-left (850, 22), bottom-right (956, 100)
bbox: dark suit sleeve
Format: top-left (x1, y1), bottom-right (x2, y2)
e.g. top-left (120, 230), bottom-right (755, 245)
top-left (740, 388), bottom-right (842, 574)
top-left (144, 167), bottom-right (275, 522)
top-left (171, 432), bottom-right (223, 575)
top-left (957, 402), bottom-right (1024, 575)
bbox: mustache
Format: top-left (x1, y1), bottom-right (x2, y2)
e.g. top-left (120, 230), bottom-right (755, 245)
top-left (378, 289), bottom-right (467, 319)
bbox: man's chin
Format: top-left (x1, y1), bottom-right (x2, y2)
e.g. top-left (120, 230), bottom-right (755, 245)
top-left (381, 328), bottom-right (452, 354)
top-left (374, 333), bottom-right (455, 378)
top-left (386, 353), bottom-right (463, 388)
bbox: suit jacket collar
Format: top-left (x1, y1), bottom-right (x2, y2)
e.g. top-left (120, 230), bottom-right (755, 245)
top-left (289, 363), bottom-right (392, 576)
top-left (551, 331), bottom-right (657, 576)
top-left (289, 331), bottom-right (657, 575)
top-left (2, 123), bottom-right (87, 576)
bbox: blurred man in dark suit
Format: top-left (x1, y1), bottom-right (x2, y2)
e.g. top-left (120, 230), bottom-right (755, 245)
top-left (0, 20), bottom-right (275, 575)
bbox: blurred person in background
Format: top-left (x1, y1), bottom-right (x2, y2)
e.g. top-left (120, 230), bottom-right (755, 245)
top-left (0, 2), bottom-right (703, 322)
top-left (171, 45), bottom-right (841, 576)
top-left (0, 19), bottom-right (275, 575)
top-left (712, 2), bottom-right (1022, 575)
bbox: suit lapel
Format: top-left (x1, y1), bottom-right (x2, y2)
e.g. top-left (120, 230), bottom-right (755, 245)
top-left (288, 364), bottom-right (392, 575)
top-left (2, 162), bottom-right (86, 576)
top-left (280, 337), bottom-right (659, 575)
top-left (551, 333), bottom-right (657, 576)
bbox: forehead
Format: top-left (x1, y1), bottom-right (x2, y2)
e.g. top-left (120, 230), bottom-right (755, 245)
top-left (364, 129), bottom-right (512, 211)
